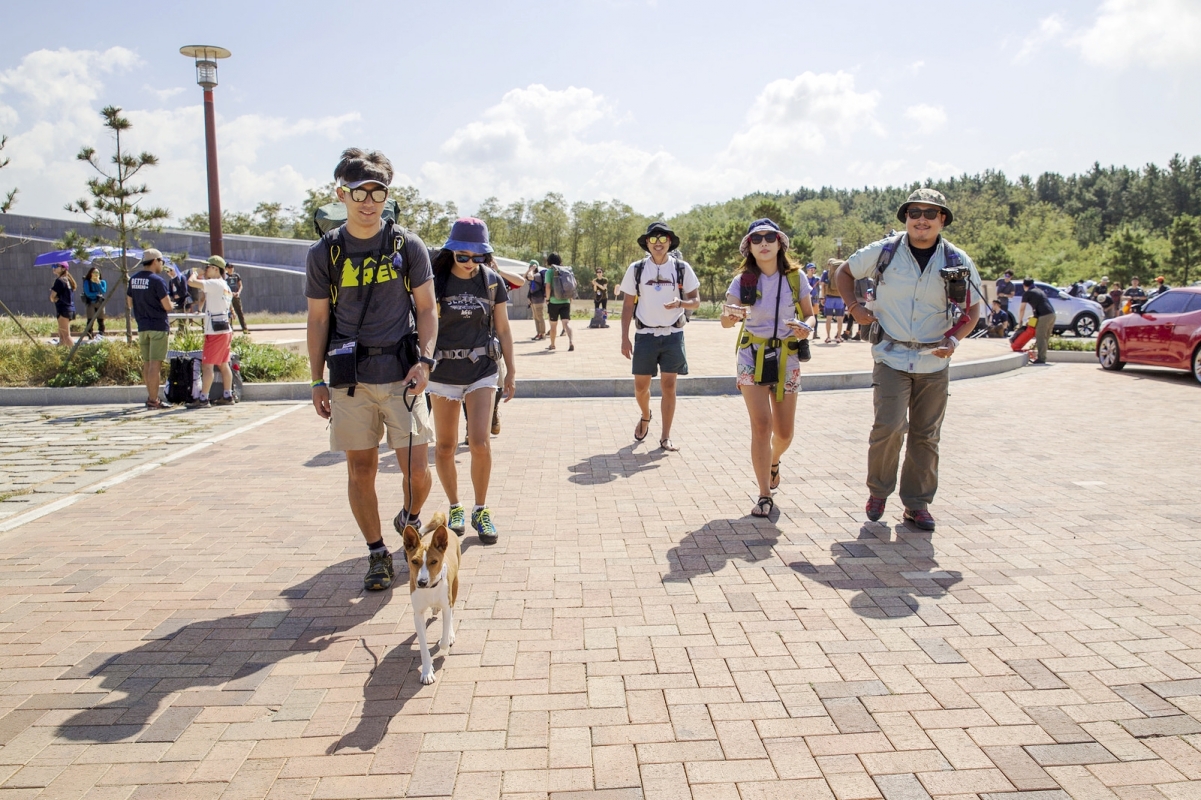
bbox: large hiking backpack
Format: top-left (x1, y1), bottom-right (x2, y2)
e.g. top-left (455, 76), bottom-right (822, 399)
top-left (549, 266), bottom-right (577, 300)
top-left (165, 354), bottom-right (200, 405)
top-left (313, 198), bottom-right (401, 237)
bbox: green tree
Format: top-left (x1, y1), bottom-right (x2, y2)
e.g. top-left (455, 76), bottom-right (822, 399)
top-left (749, 199), bottom-right (791, 230)
top-left (1104, 225), bottom-right (1154, 286)
top-left (789, 230), bottom-right (815, 265)
top-left (65, 106), bottom-right (169, 342)
top-left (1168, 214), bottom-right (1201, 285)
top-left (693, 220), bottom-right (744, 301)
top-left (0, 134), bottom-right (16, 215)
top-left (976, 242), bottom-right (1015, 278)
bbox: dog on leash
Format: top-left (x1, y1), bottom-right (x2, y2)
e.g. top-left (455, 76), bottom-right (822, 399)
top-left (401, 512), bottom-right (460, 684)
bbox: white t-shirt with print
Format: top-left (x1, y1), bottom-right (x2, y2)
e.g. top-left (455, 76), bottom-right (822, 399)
top-left (618, 257), bottom-right (701, 336)
top-left (199, 278), bottom-right (233, 335)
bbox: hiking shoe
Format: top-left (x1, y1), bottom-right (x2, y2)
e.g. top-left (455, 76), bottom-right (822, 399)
top-left (448, 504), bottom-right (466, 536)
top-left (364, 550), bottom-right (394, 591)
top-left (186, 397), bottom-right (211, 409)
top-left (903, 508), bottom-right (936, 531)
top-left (491, 411), bottom-right (501, 435)
top-left (866, 495), bottom-right (887, 522)
top-left (392, 508), bottom-right (421, 534)
top-left (213, 395), bottom-right (233, 406)
top-left (472, 507), bottom-right (498, 545)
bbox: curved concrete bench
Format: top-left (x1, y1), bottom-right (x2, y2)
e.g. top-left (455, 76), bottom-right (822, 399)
top-left (0, 352), bottom-right (1029, 405)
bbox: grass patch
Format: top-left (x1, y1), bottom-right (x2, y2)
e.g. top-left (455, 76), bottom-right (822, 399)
top-left (0, 489), bottom-right (32, 503)
top-left (0, 340), bottom-right (144, 387)
top-left (1048, 337), bottom-right (1096, 351)
top-left (232, 336), bottom-right (308, 382)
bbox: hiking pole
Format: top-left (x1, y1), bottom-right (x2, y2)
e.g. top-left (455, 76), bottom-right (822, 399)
top-left (0, 296), bottom-right (40, 346)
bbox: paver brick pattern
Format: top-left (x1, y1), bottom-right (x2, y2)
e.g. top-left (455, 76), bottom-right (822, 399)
top-left (0, 363), bottom-right (1198, 799)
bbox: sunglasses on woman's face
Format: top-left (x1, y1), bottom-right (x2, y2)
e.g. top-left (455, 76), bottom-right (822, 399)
top-left (749, 232), bottom-right (779, 245)
top-left (906, 207), bottom-right (943, 220)
top-left (454, 253), bottom-right (489, 264)
top-left (345, 186), bottom-right (388, 203)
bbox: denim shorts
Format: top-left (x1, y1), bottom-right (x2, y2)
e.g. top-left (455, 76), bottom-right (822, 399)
top-left (427, 374), bottom-right (498, 402)
top-left (631, 331), bottom-right (688, 377)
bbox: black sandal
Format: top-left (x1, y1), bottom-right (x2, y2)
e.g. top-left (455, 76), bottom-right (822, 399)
top-left (770, 462), bottom-right (780, 491)
top-left (634, 414), bottom-right (652, 442)
top-left (751, 495), bottom-right (774, 518)
top-left (659, 438), bottom-right (679, 452)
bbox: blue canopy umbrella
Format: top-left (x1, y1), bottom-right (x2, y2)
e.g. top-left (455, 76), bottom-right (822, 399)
top-left (33, 246), bottom-right (146, 266)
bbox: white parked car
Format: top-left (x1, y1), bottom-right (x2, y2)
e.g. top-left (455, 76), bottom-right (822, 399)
top-left (1012, 282), bottom-right (1105, 337)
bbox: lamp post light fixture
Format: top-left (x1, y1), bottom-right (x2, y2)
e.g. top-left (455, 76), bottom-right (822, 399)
top-left (179, 45), bottom-right (231, 259)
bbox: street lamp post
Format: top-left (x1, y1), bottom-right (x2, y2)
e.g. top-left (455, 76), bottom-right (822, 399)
top-left (179, 45), bottom-right (231, 259)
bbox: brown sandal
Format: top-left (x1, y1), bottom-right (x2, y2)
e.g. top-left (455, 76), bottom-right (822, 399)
top-left (634, 414), bottom-right (652, 442)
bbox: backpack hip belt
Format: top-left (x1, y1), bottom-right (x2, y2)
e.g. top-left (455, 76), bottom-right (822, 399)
top-left (878, 329), bottom-right (944, 351)
top-left (434, 343), bottom-right (494, 363)
top-left (358, 341), bottom-right (405, 359)
top-left (737, 329), bottom-right (800, 401)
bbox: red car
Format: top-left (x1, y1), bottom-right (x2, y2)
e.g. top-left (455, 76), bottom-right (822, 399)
top-left (1096, 286), bottom-right (1201, 384)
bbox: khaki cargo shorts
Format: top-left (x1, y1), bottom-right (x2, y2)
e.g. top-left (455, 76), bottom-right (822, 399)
top-left (329, 381), bottom-right (434, 452)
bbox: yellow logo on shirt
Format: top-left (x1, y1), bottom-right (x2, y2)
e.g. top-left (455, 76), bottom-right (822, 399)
top-left (339, 254), bottom-right (399, 288)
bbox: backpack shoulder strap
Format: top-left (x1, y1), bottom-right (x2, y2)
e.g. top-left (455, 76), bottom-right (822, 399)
top-left (873, 234), bottom-right (904, 282)
top-left (786, 269), bottom-right (804, 316)
top-left (633, 258), bottom-right (647, 299)
top-left (327, 227), bottom-right (346, 308)
top-left (941, 240), bottom-right (963, 269)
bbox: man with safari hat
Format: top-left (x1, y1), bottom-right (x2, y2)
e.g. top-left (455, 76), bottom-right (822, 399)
top-left (618, 221), bottom-right (701, 452)
top-left (835, 188), bottom-right (983, 531)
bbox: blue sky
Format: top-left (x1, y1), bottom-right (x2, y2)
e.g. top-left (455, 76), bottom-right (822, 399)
top-left (2, 0), bottom-right (1200, 224)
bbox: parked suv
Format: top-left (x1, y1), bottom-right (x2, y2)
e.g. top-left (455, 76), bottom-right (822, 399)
top-left (1013, 282), bottom-right (1104, 337)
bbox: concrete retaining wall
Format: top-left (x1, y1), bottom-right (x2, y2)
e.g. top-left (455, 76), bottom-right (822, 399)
top-left (0, 351), bottom-right (1028, 406)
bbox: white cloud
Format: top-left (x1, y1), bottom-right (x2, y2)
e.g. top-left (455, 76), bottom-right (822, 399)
top-left (1015, 14), bottom-right (1065, 61)
top-left (421, 73), bottom-right (883, 214)
top-left (144, 85), bottom-right (186, 102)
top-left (1072, 0), bottom-right (1201, 69)
top-left (0, 47), bottom-right (358, 224)
top-left (903, 104), bottom-right (947, 135)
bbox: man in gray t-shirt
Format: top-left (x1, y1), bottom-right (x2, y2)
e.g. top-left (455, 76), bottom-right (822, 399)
top-left (304, 147), bottom-right (440, 594)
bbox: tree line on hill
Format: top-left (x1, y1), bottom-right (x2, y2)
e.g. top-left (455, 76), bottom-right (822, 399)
top-left (180, 155), bottom-right (1201, 300)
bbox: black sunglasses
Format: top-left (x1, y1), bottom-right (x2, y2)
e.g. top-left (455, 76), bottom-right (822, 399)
top-left (345, 186), bottom-right (388, 203)
top-left (906, 207), bottom-right (943, 220)
top-left (749, 232), bottom-right (779, 244)
top-left (454, 254), bottom-right (489, 264)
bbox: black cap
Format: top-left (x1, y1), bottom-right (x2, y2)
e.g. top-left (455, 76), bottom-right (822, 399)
top-left (637, 221), bottom-right (680, 252)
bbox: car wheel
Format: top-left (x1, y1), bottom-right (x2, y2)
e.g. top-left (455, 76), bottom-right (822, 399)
top-left (1072, 313), bottom-right (1099, 337)
top-left (1098, 333), bottom-right (1125, 371)
top-left (1193, 345), bottom-right (1201, 385)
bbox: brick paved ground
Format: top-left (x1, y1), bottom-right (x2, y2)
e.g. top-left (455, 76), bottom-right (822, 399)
top-left (0, 363), bottom-right (1198, 799)
top-left (253, 320), bottom-right (1017, 380)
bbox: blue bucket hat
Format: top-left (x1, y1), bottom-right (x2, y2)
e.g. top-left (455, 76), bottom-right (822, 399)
top-left (443, 217), bottom-right (494, 255)
top-left (739, 218), bottom-right (791, 257)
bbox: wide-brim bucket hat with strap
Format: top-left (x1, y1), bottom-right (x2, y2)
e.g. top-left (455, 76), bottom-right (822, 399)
top-left (637, 221), bottom-right (680, 252)
top-left (739, 218), bottom-right (791, 257)
top-left (896, 187), bottom-right (954, 226)
top-left (443, 217), bottom-right (494, 254)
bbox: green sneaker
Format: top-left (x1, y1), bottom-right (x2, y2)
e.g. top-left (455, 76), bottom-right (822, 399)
top-left (471, 507), bottom-right (498, 545)
top-left (448, 504), bottom-right (466, 536)
top-left (364, 550), bottom-right (394, 591)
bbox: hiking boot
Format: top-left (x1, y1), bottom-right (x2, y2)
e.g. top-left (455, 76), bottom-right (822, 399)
top-left (472, 507), bottom-right (498, 545)
top-left (186, 397), bottom-right (211, 409)
top-left (364, 550), bottom-right (394, 591)
top-left (903, 507), bottom-right (936, 531)
top-left (865, 495), bottom-right (887, 522)
top-left (392, 508), bottom-right (421, 534)
top-left (212, 395), bottom-right (233, 406)
top-left (491, 410), bottom-right (501, 435)
top-left (448, 504), bottom-right (466, 536)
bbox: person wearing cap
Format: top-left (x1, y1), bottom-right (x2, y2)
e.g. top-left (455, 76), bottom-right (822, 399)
top-left (1152, 276), bottom-right (1170, 297)
top-left (720, 218), bottom-right (815, 517)
top-left (223, 261), bottom-right (249, 334)
top-left (127, 249), bottom-right (175, 409)
top-left (995, 270), bottom-right (1016, 311)
top-left (1017, 278), bottom-right (1056, 364)
top-left (835, 188), bottom-right (983, 532)
top-left (426, 218), bottom-right (515, 545)
top-left (525, 259), bottom-right (548, 340)
top-left (48, 263), bottom-right (77, 347)
top-left (618, 221), bottom-right (701, 452)
top-left (305, 148), bottom-right (438, 593)
top-left (186, 256), bottom-right (237, 407)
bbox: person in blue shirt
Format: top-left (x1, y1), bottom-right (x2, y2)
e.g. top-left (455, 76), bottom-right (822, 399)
top-left (81, 266), bottom-right (108, 339)
top-left (127, 249), bottom-right (175, 409)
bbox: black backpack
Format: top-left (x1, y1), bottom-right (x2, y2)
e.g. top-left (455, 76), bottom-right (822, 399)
top-left (165, 355), bottom-right (200, 405)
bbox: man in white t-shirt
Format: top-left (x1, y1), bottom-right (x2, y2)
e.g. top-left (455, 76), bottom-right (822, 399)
top-left (619, 222), bottom-right (700, 452)
top-left (186, 255), bottom-right (236, 408)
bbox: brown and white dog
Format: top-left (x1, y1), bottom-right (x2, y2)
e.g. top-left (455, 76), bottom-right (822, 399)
top-left (401, 512), bottom-right (460, 684)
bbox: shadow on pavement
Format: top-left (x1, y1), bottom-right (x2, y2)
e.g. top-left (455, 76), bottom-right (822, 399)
top-left (54, 558), bottom-right (395, 743)
top-left (790, 524), bottom-right (962, 618)
top-left (568, 444), bottom-right (666, 485)
top-left (662, 516), bottom-right (780, 583)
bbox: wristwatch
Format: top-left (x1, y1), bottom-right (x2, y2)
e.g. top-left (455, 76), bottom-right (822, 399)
top-left (418, 356), bottom-right (436, 369)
